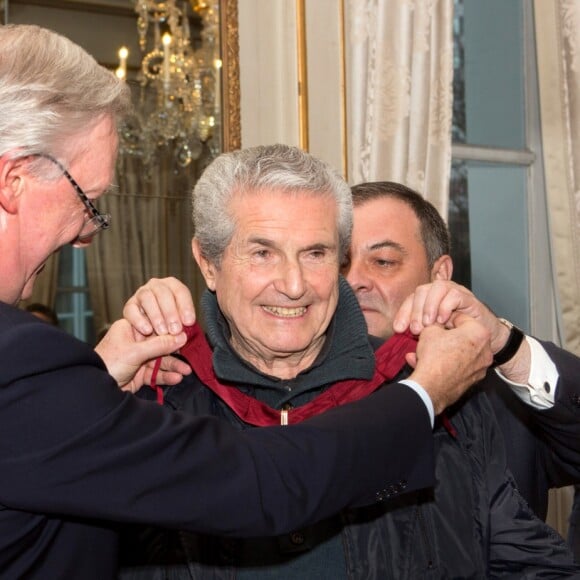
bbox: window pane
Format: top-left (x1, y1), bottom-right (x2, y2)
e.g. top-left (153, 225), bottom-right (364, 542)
top-left (449, 163), bottom-right (471, 288)
top-left (56, 246), bottom-right (96, 343)
top-left (453, 0), bottom-right (525, 149)
top-left (449, 160), bottom-right (530, 332)
top-left (55, 290), bottom-right (96, 341)
top-left (56, 244), bottom-right (75, 287)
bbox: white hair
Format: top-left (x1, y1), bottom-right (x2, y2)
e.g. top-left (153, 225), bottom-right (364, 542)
top-left (0, 24), bottom-right (131, 172)
top-left (193, 144), bottom-right (353, 266)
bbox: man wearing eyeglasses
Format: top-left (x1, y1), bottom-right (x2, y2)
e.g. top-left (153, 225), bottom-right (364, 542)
top-left (0, 24), bottom-right (495, 579)
top-left (34, 153), bottom-right (112, 242)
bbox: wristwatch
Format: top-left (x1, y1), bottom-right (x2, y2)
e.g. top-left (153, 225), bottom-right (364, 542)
top-left (492, 318), bottom-right (525, 367)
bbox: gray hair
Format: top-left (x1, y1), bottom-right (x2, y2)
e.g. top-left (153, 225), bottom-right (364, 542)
top-left (193, 144), bottom-right (353, 266)
top-left (0, 24), bottom-right (131, 173)
top-left (351, 181), bottom-right (450, 268)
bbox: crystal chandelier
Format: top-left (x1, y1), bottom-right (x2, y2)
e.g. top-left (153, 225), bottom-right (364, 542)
top-left (116, 0), bottom-right (221, 171)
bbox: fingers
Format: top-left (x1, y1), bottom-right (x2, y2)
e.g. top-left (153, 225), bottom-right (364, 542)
top-left (409, 317), bottom-right (492, 414)
top-left (393, 281), bottom-right (481, 335)
top-left (141, 367), bottom-right (192, 387)
top-left (158, 354), bottom-right (192, 376)
top-left (120, 351), bottom-right (192, 393)
top-left (124, 355), bottom-right (193, 393)
top-left (393, 282), bottom-right (454, 334)
top-left (96, 319), bottom-right (188, 387)
top-left (129, 331), bottom-right (188, 365)
top-left (123, 277), bottom-right (196, 336)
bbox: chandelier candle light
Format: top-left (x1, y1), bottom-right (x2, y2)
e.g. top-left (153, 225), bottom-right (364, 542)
top-left (116, 0), bottom-right (221, 171)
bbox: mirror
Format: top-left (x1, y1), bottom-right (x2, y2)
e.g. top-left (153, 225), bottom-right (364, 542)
top-left (1, 0), bottom-right (240, 151)
top-left (3, 0), bottom-right (240, 338)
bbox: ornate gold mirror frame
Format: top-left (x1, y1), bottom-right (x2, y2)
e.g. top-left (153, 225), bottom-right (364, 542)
top-left (220, 0), bottom-right (241, 151)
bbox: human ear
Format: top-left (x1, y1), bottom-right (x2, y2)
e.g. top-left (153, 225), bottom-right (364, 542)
top-left (191, 238), bottom-right (218, 291)
top-left (431, 254), bottom-right (453, 282)
top-left (0, 155), bottom-right (25, 215)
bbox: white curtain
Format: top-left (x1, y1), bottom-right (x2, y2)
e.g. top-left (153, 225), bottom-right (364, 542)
top-left (534, 0), bottom-right (580, 539)
top-left (345, 0), bottom-right (454, 216)
top-left (534, 0), bottom-right (580, 357)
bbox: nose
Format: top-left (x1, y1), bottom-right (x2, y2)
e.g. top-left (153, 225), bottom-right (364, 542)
top-left (274, 258), bottom-right (307, 299)
top-left (343, 256), bottom-right (371, 293)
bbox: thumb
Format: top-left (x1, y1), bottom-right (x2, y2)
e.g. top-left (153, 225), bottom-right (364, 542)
top-left (129, 332), bottom-right (187, 364)
top-left (393, 295), bottom-right (413, 334)
top-left (450, 312), bottom-right (474, 328)
top-left (405, 352), bottom-right (417, 368)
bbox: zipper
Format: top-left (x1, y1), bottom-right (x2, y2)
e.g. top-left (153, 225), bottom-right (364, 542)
top-left (416, 505), bottom-right (434, 570)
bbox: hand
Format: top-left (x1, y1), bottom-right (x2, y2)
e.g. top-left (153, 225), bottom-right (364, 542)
top-left (95, 319), bottom-right (190, 393)
top-left (408, 313), bottom-right (493, 415)
top-left (123, 277), bottom-right (196, 337)
top-left (393, 280), bottom-right (519, 355)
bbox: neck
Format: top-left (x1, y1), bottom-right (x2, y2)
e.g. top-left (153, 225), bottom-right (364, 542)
top-left (230, 334), bottom-right (326, 380)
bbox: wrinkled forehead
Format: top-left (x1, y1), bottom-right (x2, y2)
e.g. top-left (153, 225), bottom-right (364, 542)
top-left (228, 188), bottom-right (339, 240)
top-left (232, 184), bottom-right (336, 203)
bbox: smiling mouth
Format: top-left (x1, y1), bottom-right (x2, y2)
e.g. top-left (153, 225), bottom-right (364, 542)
top-left (262, 305), bottom-right (307, 318)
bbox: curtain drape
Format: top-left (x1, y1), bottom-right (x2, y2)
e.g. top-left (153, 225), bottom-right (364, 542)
top-left (345, 0), bottom-right (454, 216)
top-left (533, 0), bottom-right (580, 540)
top-left (85, 154), bottom-right (209, 334)
top-left (534, 0), bottom-right (580, 357)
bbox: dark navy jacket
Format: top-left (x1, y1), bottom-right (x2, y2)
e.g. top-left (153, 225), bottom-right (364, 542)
top-left (0, 300), bottom-right (436, 579)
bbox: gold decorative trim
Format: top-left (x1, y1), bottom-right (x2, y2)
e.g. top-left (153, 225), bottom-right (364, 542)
top-left (296, 0), bottom-right (309, 151)
top-left (339, 0), bottom-right (348, 179)
top-left (220, 0), bottom-right (241, 151)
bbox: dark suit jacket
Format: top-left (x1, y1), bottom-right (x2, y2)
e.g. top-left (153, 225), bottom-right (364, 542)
top-left (0, 303), bottom-right (434, 579)
top-left (487, 341), bottom-right (580, 519)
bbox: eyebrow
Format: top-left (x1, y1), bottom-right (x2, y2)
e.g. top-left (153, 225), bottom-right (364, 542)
top-left (248, 237), bottom-right (276, 248)
top-left (80, 183), bottom-right (117, 201)
top-left (305, 242), bottom-right (336, 252)
top-left (369, 240), bottom-right (408, 255)
top-left (248, 238), bottom-right (336, 252)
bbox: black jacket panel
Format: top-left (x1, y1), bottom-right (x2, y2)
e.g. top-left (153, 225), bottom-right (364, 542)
top-left (487, 341), bottom-right (580, 519)
top-left (0, 301), bottom-right (435, 579)
top-left (119, 283), bottom-right (580, 579)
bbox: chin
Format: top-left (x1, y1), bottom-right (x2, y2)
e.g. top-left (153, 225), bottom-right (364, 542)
top-left (366, 321), bottom-right (392, 341)
top-left (362, 313), bottom-right (381, 333)
top-left (21, 272), bottom-right (41, 301)
top-left (20, 286), bottom-right (34, 301)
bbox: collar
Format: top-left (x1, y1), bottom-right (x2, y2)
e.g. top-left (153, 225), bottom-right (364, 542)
top-left (168, 322), bottom-right (417, 426)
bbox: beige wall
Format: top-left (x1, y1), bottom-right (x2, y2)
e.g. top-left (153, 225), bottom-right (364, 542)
top-left (239, 0), bottom-right (345, 176)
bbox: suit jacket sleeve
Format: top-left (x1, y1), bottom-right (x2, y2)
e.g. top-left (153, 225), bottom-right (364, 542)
top-left (536, 342), bottom-right (580, 486)
top-left (479, 396), bottom-right (580, 577)
top-left (491, 341), bottom-right (580, 491)
top-left (0, 315), bottom-right (435, 537)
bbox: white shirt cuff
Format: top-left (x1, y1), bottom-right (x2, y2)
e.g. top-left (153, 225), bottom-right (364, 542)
top-left (495, 335), bottom-right (559, 409)
top-left (399, 379), bottom-right (435, 428)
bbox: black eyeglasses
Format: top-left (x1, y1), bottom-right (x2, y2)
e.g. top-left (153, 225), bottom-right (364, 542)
top-left (35, 153), bottom-right (111, 243)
